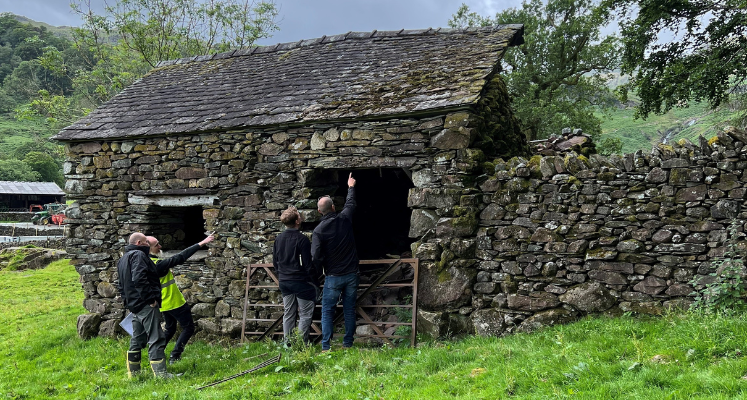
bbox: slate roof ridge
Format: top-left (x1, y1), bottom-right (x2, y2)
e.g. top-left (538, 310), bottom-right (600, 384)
top-left (155, 25), bottom-right (523, 68)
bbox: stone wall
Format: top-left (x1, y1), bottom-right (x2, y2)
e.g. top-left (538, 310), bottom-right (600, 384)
top-left (0, 212), bottom-right (34, 222)
top-left (64, 65), bottom-right (747, 341)
top-left (413, 127), bottom-right (747, 337)
top-left (62, 103), bottom-right (501, 338)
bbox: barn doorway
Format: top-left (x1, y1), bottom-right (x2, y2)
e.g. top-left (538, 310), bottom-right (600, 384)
top-left (327, 168), bottom-right (414, 260)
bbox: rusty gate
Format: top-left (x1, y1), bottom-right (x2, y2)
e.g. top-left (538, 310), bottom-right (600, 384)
top-left (240, 258), bottom-right (419, 347)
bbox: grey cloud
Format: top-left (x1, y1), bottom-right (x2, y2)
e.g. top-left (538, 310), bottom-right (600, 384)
top-left (0, 0), bottom-right (522, 46)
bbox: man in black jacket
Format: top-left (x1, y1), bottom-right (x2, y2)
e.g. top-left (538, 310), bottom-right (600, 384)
top-left (312, 173), bottom-right (358, 351)
top-left (273, 206), bottom-right (317, 344)
top-left (116, 232), bottom-right (172, 379)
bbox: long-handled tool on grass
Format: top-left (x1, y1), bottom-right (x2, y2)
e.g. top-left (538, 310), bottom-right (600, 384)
top-left (195, 353), bottom-right (281, 390)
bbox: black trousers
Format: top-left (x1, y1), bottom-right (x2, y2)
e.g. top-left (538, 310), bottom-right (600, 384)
top-left (162, 303), bottom-right (195, 358)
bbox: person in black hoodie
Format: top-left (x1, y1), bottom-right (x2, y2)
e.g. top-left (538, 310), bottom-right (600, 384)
top-left (116, 232), bottom-right (173, 379)
top-left (273, 206), bottom-right (318, 344)
top-left (313, 173), bottom-right (358, 351)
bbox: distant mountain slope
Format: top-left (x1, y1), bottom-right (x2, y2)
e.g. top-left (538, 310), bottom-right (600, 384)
top-left (7, 13), bottom-right (74, 39)
top-left (599, 100), bottom-right (738, 154)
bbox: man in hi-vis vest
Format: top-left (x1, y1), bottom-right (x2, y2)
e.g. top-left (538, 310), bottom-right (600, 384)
top-left (146, 233), bottom-right (214, 363)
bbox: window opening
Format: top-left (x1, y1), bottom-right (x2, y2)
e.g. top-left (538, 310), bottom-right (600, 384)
top-left (146, 205), bottom-right (207, 250)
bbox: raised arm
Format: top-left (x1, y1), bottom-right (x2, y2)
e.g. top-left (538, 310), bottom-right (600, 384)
top-left (154, 234), bottom-right (214, 275)
top-left (340, 172), bottom-right (356, 220)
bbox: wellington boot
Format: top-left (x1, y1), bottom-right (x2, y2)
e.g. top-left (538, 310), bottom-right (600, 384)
top-left (150, 359), bottom-right (175, 379)
top-left (126, 351), bottom-right (141, 378)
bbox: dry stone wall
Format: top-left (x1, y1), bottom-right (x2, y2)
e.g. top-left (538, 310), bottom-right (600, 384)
top-left (413, 127), bottom-right (747, 338)
top-left (64, 109), bottom-right (493, 339)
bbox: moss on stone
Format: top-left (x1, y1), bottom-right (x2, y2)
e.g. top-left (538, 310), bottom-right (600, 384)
top-left (505, 203), bottom-right (520, 212)
top-left (577, 155), bottom-right (591, 167)
top-left (669, 168), bottom-right (687, 184)
top-left (658, 144), bottom-right (675, 153)
top-left (505, 177), bottom-right (531, 193)
top-left (597, 171), bottom-right (616, 181)
top-left (527, 155), bottom-right (543, 178)
top-left (436, 249), bottom-right (455, 273)
top-left (437, 269), bottom-right (453, 283)
top-left (473, 74), bottom-right (530, 159)
top-left (708, 136), bottom-right (719, 146)
top-left (585, 248), bottom-right (617, 260)
top-left (617, 198), bottom-right (635, 206)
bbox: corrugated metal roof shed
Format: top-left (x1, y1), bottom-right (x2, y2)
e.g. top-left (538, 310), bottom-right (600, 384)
top-left (0, 181), bottom-right (65, 196)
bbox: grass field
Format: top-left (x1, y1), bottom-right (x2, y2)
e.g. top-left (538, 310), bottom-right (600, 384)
top-left (3, 260), bottom-right (747, 399)
top-left (598, 100), bottom-right (739, 155)
top-left (0, 115), bottom-right (51, 156)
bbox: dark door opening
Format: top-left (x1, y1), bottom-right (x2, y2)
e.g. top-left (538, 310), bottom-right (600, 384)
top-left (332, 169), bottom-right (415, 260)
top-left (147, 205), bottom-right (207, 250)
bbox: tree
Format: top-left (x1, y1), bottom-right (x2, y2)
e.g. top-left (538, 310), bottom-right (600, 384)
top-left (449, 0), bottom-right (621, 141)
top-left (606, 0), bottom-right (747, 120)
top-left (23, 151), bottom-right (63, 185)
top-left (0, 159), bottom-right (41, 182)
top-left (20, 0), bottom-right (279, 128)
top-left (103, 0), bottom-right (280, 68)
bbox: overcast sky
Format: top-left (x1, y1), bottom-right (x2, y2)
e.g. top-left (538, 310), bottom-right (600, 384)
top-left (0, 0), bottom-right (523, 45)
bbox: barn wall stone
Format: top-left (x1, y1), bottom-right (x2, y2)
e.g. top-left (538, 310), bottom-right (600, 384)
top-left (63, 71), bottom-right (747, 341)
top-left (63, 109), bottom-right (491, 338)
top-left (460, 127), bottom-right (747, 336)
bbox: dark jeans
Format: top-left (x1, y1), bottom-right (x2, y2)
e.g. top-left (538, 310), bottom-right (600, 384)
top-left (130, 305), bottom-right (167, 361)
top-left (163, 303), bottom-right (195, 359)
top-left (321, 273), bottom-right (359, 350)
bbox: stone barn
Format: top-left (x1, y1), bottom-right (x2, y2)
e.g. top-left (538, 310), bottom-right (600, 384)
top-left (54, 26), bottom-right (532, 338)
top-left (55, 22), bottom-right (747, 340)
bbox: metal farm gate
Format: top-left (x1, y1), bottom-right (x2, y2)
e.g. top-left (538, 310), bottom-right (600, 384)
top-left (241, 258), bottom-right (419, 347)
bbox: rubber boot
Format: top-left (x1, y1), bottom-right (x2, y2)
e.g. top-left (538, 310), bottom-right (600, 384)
top-left (126, 351), bottom-right (141, 378)
top-left (150, 359), bottom-right (174, 379)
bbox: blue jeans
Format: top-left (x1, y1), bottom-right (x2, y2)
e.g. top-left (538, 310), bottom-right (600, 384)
top-left (321, 273), bottom-right (359, 350)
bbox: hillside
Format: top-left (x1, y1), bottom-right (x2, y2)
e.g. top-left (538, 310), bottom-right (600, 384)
top-left (5, 13), bottom-right (74, 39)
top-left (599, 101), bottom-right (738, 154)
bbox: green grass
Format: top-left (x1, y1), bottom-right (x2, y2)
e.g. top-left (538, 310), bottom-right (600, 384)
top-left (3, 261), bottom-right (747, 399)
top-left (599, 100), bottom-right (738, 154)
top-left (0, 115), bottom-right (51, 156)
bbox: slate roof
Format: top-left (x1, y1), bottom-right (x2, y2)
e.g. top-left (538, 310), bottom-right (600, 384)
top-left (0, 181), bottom-right (65, 196)
top-left (53, 25), bottom-right (524, 141)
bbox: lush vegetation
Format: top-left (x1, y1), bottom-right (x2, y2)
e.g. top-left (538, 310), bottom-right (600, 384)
top-left (449, 0), bottom-right (620, 144)
top-left (4, 259), bottom-right (747, 399)
top-left (599, 96), bottom-right (737, 154)
top-left (606, 0), bottom-right (746, 122)
top-left (0, 1), bottom-right (279, 186)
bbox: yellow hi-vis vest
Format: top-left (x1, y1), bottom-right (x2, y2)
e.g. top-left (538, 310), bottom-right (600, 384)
top-left (151, 255), bottom-right (187, 312)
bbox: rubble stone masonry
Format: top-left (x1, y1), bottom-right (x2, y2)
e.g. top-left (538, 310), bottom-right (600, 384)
top-left (64, 101), bottom-right (747, 339)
